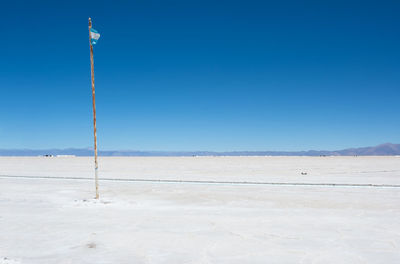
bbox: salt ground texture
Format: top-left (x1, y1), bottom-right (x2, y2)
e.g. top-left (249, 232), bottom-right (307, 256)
top-left (0, 156), bottom-right (399, 263)
top-left (1, 156), bottom-right (400, 184)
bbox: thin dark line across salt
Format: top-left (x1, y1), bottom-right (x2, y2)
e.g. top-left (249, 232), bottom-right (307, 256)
top-left (0, 174), bottom-right (399, 188)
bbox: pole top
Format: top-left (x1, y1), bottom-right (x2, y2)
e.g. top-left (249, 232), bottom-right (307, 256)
top-left (88, 17), bottom-right (92, 26)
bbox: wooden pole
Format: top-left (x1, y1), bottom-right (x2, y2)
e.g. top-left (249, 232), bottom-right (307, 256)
top-left (88, 18), bottom-right (99, 199)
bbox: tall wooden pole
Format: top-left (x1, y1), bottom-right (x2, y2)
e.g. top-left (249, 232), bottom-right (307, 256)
top-left (88, 18), bottom-right (99, 199)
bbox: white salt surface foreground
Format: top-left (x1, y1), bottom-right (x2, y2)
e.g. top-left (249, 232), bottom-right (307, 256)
top-left (0, 156), bottom-right (399, 263)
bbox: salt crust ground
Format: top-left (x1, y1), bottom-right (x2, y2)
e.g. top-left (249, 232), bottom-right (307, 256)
top-left (0, 157), bottom-right (399, 263)
top-left (1, 156), bottom-right (400, 185)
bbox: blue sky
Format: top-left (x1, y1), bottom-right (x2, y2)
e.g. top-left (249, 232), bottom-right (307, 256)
top-left (0, 0), bottom-right (399, 151)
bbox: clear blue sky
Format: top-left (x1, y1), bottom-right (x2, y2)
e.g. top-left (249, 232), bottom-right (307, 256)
top-left (0, 0), bottom-right (399, 151)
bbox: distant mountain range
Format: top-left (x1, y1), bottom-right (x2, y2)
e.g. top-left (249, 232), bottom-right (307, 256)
top-left (0, 143), bottom-right (400, 156)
